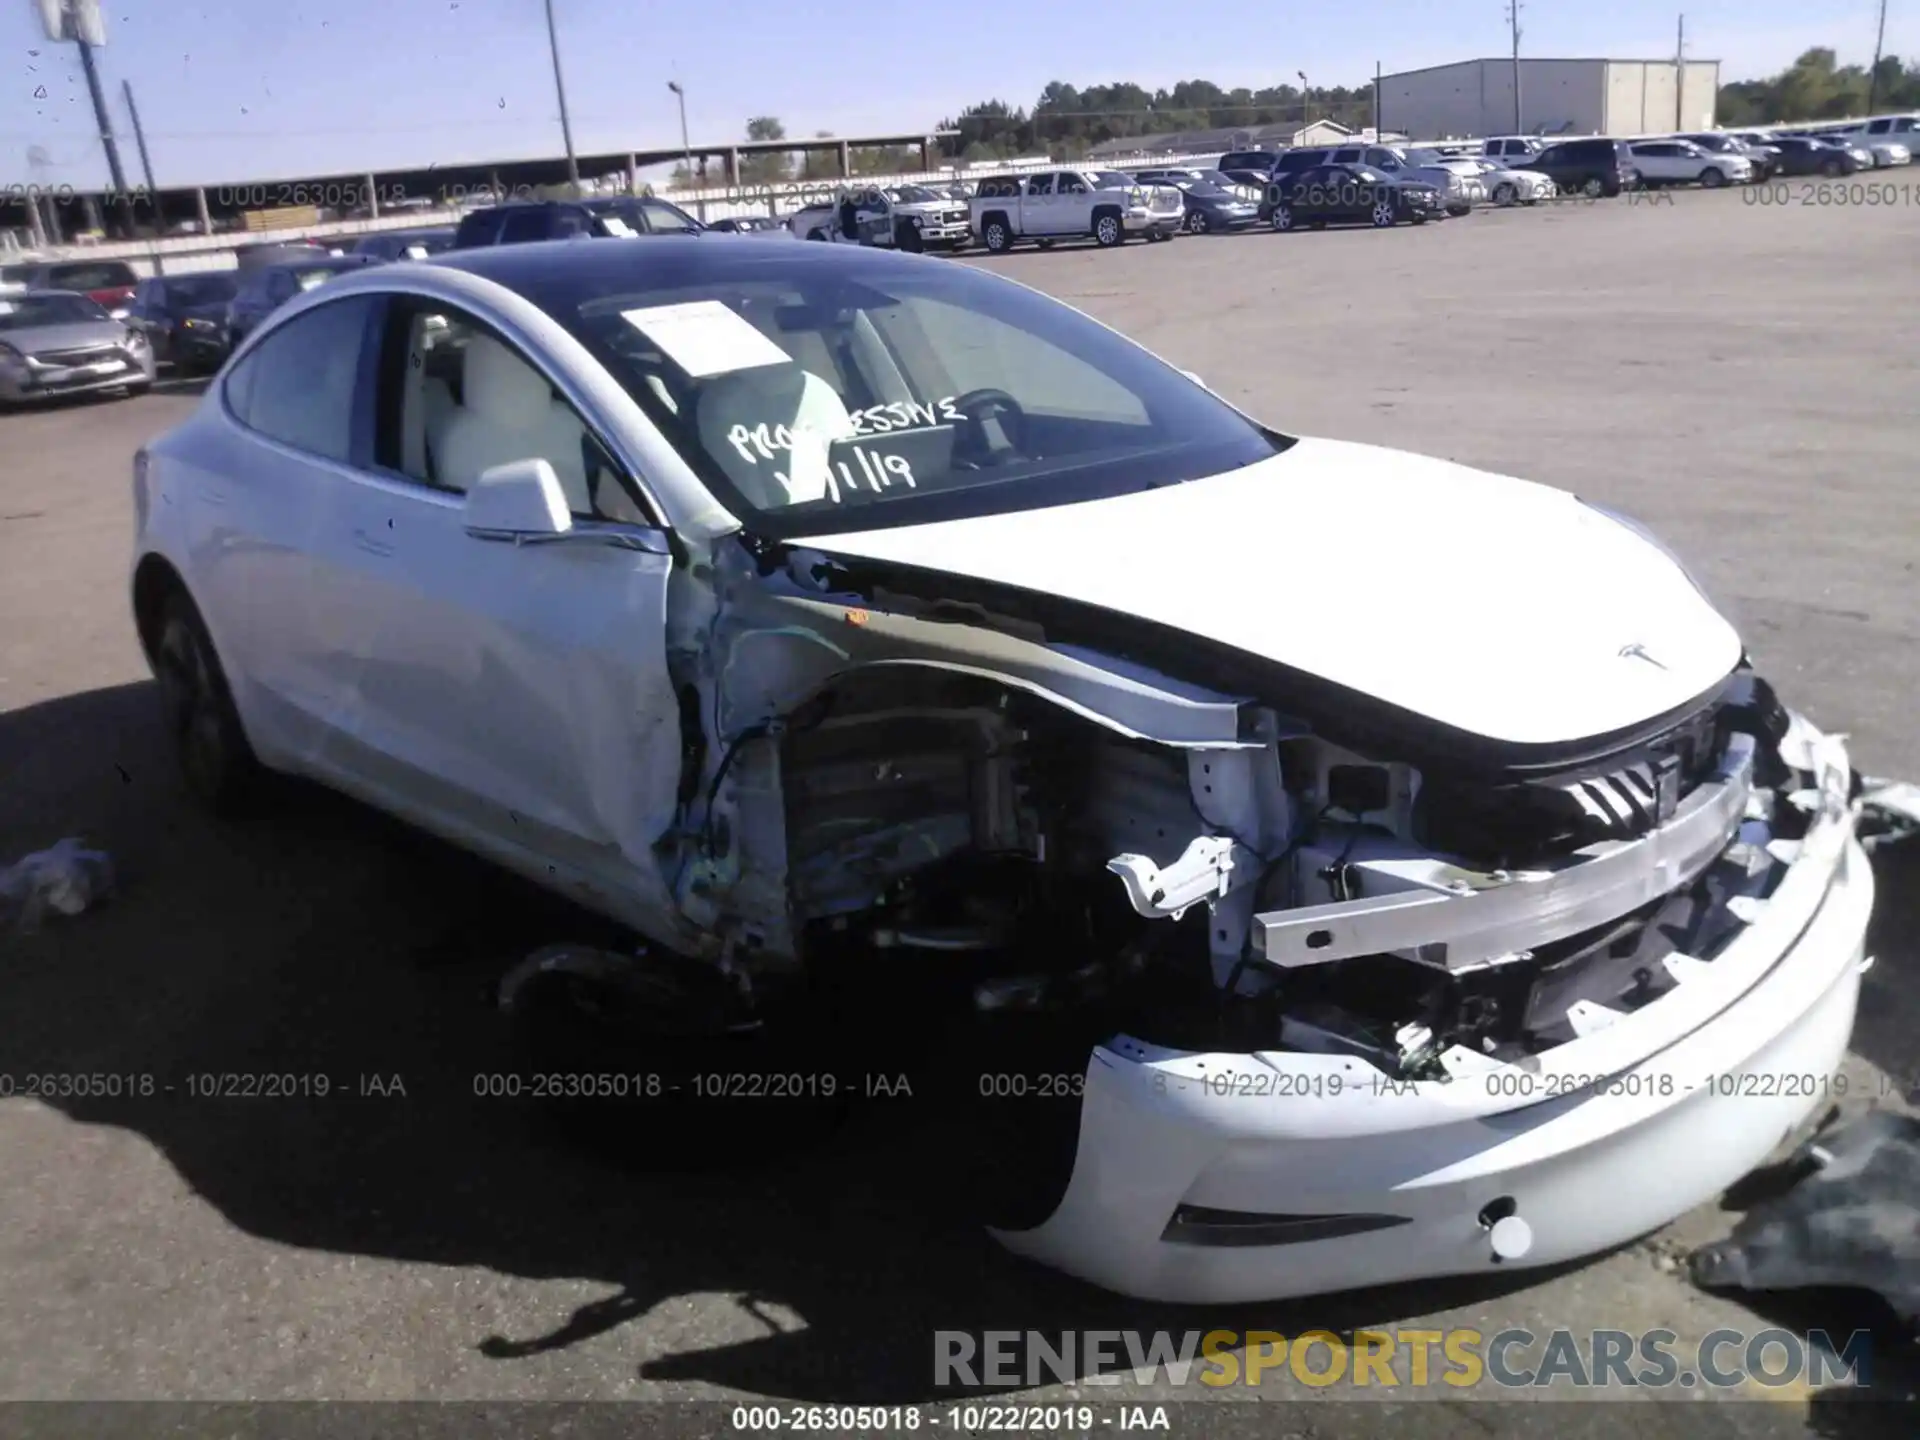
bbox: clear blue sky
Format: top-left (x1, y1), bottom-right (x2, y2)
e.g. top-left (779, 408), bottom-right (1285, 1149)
top-left (3, 0), bottom-right (1910, 189)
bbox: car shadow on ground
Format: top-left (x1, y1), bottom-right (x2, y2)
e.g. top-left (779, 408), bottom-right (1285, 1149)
top-left (3, 680), bottom-right (1917, 1406)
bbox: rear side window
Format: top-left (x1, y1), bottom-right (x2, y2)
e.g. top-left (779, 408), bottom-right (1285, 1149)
top-left (455, 211), bottom-right (505, 247)
top-left (224, 295), bottom-right (379, 464)
top-left (49, 261), bottom-right (136, 290)
top-left (500, 209), bottom-right (553, 243)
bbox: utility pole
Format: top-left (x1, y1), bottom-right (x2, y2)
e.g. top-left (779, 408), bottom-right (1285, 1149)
top-left (542, 0), bottom-right (581, 195)
top-left (122, 79), bottom-right (163, 271)
top-left (1867, 0), bottom-right (1890, 113)
top-left (668, 80), bottom-right (702, 220)
top-left (1506, 0), bottom-right (1524, 134)
top-left (1675, 15), bottom-right (1687, 130)
top-left (1375, 60), bottom-right (1383, 138)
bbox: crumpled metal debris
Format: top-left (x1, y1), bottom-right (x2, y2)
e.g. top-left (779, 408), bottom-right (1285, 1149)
top-left (1859, 775), bottom-right (1920, 853)
top-left (0, 838), bottom-right (115, 936)
top-left (1688, 1107), bottom-right (1920, 1325)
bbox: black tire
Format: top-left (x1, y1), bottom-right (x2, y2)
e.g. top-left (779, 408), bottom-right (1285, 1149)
top-left (1092, 210), bottom-right (1124, 247)
top-left (1582, 176), bottom-right (1606, 199)
top-left (1370, 199), bottom-right (1397, 228)
top-left (1820, 156), bottom-right (1845, 177)
top-left (982, 218), bottom-right (1012, 253)
top-left (1700, 167), bottom-right (1727, 188)
top-left (1035, 238), bottom-right (1054, 249)
top-left (896, 221), bottom-right (924, 253)
top-left (1493, 181), bottom-right (1518, 205)
top-left (153, 592), bottom-right (267, 814)
top-left (1269, 204), bottom-right (1294, 232)
top-left (1189, 209), bottom-right (1211, 235)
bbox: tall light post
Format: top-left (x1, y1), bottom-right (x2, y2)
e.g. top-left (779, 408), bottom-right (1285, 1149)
top-left (1506, 0), bottom-right (1524, 134)
top-left (542, 0), bottom-right (581, 195)
top-left (1296, 70), bottom-right (1309, 142)
top-left (1867, 0), bottom-right (1891, 112)
top-left (668, 80), bottom-right (700, 218)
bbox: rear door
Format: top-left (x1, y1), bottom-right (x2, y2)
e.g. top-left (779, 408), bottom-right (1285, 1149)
top-left (307, 291), bottom-right (681, 901)
top-left (1020, 172), bottom-right (1057, 234)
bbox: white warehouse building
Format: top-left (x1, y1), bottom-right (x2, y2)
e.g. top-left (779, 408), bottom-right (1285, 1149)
top-left (1379, 57), bottom-right (1721, 140)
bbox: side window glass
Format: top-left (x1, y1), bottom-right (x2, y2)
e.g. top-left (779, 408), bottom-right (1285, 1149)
top-left (640, 198), bottom-right (700, 233)
top-left (1057, 175), bottom-right (1088, 194)
top-left (499, 210), bottom-right (549, 243)
top-left (1025, 174), bottom-right (1054, 195)
top-left (232, 296), bottom-right (376, 463)
top-left (378, 302), bottom-right (647, 524)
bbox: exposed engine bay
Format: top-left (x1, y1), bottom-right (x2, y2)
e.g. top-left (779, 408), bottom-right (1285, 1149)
top-left (638, 539), bottom-right (1819, 1086)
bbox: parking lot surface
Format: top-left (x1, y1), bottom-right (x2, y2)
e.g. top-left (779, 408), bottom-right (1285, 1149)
top-left (1, 189), bottom-right (1917, 1437)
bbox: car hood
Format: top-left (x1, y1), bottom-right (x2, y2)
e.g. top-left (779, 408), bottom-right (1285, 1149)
top-left (0, 320), bottom-right (128, 352)
top-left (800, 436), bottom-right (1743, 747)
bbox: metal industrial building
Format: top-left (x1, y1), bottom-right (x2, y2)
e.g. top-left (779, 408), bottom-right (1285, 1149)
top-left (1379, 58), bottom-right (1721, 140)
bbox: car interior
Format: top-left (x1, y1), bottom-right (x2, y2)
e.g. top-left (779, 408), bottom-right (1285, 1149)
top-left (388, 307), bottom-right (651, 525)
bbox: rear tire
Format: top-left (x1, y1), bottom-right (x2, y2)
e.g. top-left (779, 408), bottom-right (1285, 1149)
top-left (1582, 176), bottom-right (1606, 198)
top-left (1493, 182), bottom-right (1518, 205)
top-left (1820, 156), bottom-right (1845, 177)
top-left (153, 593), bottom-right (267, 815)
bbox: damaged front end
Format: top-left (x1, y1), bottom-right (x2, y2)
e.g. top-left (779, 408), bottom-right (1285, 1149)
top-left (553, 531), bottom-right (1872, 1298)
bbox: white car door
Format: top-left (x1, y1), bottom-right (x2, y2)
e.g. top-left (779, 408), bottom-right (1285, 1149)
top-left (1054, 173), bottom-right (1095, 233)
top-left (1021, 172), bottom-right (1059, 234)
top-left (299, 294), bottom-right (682, 908)
top-left (191, 292), bottom-right (387, 764)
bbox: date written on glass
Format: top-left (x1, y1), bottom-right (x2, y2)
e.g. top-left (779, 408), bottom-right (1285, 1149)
top-left (1147, 1068), bottom-right (1919, 1103)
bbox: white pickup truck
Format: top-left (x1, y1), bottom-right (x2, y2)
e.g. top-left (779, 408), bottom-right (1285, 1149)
top-left (969, 169), bottom-right (1185, 252)
top-left (787, 184), bottom-right (973, 252)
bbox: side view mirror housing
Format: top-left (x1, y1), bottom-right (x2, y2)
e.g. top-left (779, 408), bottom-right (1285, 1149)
top-left (464, 458), bottom-right (573, 540)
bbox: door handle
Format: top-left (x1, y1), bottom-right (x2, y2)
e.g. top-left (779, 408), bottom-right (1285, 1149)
top-left (352, 527), bottom-right (395, 557)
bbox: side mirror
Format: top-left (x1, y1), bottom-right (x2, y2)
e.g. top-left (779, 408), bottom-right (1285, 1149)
top-left (464, 458), bottom-right (573, 541)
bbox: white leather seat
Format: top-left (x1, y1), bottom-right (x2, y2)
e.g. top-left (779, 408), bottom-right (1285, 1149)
top-left (695, 366), bottom-right (857, 508)
top-left (437, 335), bottom-right (593, 513)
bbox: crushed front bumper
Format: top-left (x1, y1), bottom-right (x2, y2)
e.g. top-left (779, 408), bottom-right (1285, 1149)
top-left (994, 719), bottom-right (1873, 1303)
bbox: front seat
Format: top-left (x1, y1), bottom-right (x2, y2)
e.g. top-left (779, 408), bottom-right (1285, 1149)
top-left (436, 335), bottom-right (593, 513)
top-left (695, 365), bottom-right (858, 509)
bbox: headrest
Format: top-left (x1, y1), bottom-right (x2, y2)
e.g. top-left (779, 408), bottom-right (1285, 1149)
top-left (462, 335), bottom-right (552, 427)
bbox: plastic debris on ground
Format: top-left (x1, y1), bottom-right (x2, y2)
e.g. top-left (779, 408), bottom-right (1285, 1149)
top-left (1689, 1107), bottom-right (1920, 1327)
top-left (1859, 775), bottom-right (1920, 853)
top-left (0, 839), bottom-right (116, 936)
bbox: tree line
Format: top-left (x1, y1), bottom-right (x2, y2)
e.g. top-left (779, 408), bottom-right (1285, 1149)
top-left (679, 48), bottom-right (1920, 187)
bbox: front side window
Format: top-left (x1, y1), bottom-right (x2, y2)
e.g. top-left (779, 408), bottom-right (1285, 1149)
top-left (639, 198), bottom-right (701, 233)
top-left (518, 257), bottom-right (1289, 537)
top-left (1057, 175), bottom-right (1089, 194)
top-left (1024, 174), bottom-right (1055, 195)
top-left (500, 209), bottom-right (551, 244)
top-left (372, 299), bottom-right (650, 525)
top-left (224, 296), bottom-right (378, 463)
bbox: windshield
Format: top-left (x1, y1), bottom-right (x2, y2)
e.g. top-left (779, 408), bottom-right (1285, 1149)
top-left (0, 293), bottom-right (111, 329)
top-left (887, 185), bottom-right (942, 203)
top-left (520, 254), bottom-right (1289, 537)
top-left (1186, 183), bottom-right (1230, 197)
top-left (291, 267), bottom-right (347, 291)
top-left (1091, 171), bottom-right (1140, 188)
top-left (169, 274), bottom-right (238, 306)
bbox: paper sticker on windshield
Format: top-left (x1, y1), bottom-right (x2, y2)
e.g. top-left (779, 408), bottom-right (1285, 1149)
top-left (621, 300), bottom-right (791, 378)
top-left (600, 216), bottom-right (636, 237)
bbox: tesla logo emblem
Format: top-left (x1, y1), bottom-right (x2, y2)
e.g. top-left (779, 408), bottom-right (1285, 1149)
top-left (1619, 642), bottom-right (1669, 670)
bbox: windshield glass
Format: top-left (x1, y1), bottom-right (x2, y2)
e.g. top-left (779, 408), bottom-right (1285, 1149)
top-left (887, 185), bottom-right (942, 203)
top-left (1091, 171), bottom-right (1138, 188)
top-left (169, 274), bottom-right (238, 306)
top-left (519, 254), bottom-right (1289, 537)
top-left (0, 293), bottom-right (110, 328)
top-left (1186, 183), bottom-right (1229, 197)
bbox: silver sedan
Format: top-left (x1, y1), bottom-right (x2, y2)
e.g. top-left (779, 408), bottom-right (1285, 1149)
top-left (0, 289), bottom-right (157, 406)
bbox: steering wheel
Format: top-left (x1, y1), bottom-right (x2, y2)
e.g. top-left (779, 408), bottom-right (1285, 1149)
top-left (948, 387), bottom-right (1029, 464)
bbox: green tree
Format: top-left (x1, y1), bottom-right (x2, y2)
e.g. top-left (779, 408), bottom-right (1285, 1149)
top-left (739, 115), bottom-right (793, 185)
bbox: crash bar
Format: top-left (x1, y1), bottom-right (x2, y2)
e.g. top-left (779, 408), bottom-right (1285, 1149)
top-left (1252, 734), bottom-right (1757, 970)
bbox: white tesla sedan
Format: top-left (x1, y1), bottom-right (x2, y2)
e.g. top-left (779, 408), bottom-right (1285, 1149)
top-left (131, 238), bottom-right (1874, 1303)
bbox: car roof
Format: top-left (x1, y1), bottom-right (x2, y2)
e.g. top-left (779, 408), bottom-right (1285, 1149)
top-left (424, 231), bottom-right (924, 297)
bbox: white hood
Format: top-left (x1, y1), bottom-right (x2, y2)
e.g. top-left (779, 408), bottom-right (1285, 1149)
top-left (802, 436), bottom-right (1744, 746)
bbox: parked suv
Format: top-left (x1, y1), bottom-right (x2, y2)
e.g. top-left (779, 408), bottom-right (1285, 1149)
top-left (1678, 133), bottom-right (1779, 181)
top-left (1519, 138), bottom-right (1636, 197)
top-left (1, 259), bottom-right (140, 316)
top-left (1626, 139), bottom-right (1752, 188)
top-left (1217, 149), bottom-right (1287, 175)
top-left (452, 196), bottom-right (704, 248)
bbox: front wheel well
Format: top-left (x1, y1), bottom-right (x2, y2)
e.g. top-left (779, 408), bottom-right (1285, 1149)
top-left (132, 554), bottom-right (190, 670)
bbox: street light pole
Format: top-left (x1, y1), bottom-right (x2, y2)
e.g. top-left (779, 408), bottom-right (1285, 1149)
top-left (542, 0), bottom-right (581, 195)
top-left (668, 80), bottom-right (702, 219)
top-left (1296, 70), bottom-right (1309, 143)
top-left (1867, 0), bottom-right (1890, 112)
